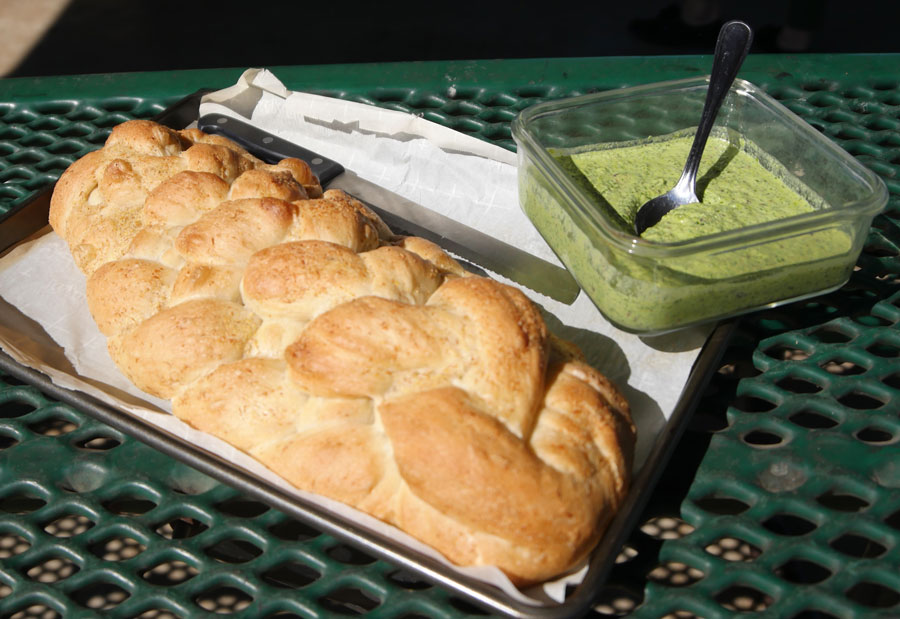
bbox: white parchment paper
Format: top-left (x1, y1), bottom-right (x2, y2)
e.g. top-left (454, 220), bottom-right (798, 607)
top-left (0, 68), bottom-right (711, 605)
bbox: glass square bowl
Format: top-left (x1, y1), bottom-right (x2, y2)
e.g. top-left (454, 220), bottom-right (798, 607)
top-left (512, 77), bottom-right (888, 334)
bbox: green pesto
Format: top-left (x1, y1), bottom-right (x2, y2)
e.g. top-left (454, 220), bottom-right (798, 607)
top-left (568, 133), bottom-right (816, 242)
top-left (520, 131), bottom-right (855, 333)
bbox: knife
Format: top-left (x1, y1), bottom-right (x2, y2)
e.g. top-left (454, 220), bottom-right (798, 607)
top-left (196, 114), bottom-right (580, 304)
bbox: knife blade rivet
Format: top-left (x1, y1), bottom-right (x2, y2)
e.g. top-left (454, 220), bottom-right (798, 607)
top-left (217, 117), bottom-right (229, 124)
top-left (311, 157), bottom-right (323, 165)
top-left (263, 137), bottom-right (273, 144)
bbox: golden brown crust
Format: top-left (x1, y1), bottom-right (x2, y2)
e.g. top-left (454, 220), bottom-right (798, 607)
top-left (49, 119), bottom-right (635, 585)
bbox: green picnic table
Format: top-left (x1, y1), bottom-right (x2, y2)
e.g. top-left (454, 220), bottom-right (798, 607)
top-left (0, 55), bottom-right (898, 618)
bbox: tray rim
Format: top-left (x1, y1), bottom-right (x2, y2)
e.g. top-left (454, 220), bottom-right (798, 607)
top-left (0, 88), bottom-right (737, 618)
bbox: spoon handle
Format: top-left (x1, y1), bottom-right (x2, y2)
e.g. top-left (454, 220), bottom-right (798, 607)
top-left (675, 20), bottom-right (754, 194)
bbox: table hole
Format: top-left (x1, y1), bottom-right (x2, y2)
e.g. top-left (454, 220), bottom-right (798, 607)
top-left (731, 395), bottom-right (777, 413)
top-left (480, 123), bottom-right (513, 143)
top-left (515, 85), bottom-right (553, 99)
top-left (0, 491), bottom-right (47, 514)
top-left (881, 372), bottom-right (900, 390)
top-left (790, 610), bottom-right (839, 619)
top-left (877, 133), bottom-right (900, 147)
top-left (318, 586), bottom-right (381, 615)
top-left (693, 494), bottom-right (750, 515)
top-left (704, 536), bottom-right (761, 562)
top-left (386, 570), bottom-right (432, 592)
top-left (856, 425), bottom-right (895, 444)
top-left (820, 358), bottom-right (867, 376)
top-left (776, 376), bottom-right (823, 394)
top-left (93, 114), bottom-right (130, 129)
top-left (372, 88), bottom-right (413, 103)
top-left (43, 514), bottom-right (94, 538)
top-left (762, 513), bottom-right (817, 536)
top-left (155, 516), bottom-right (209, 540)
top-left (640, 516), bottom-right (695, 540)
top-left (0, 126), bottom-right (27, 140)
top-left (647, 561), bottom-right (705, 587)
top-left (845, 581), bottom-right (900, 608)
top-left (824, 110), bottom-right (856, 123)
top-left (830, 533), bottom-right (887, 558)
top-left (27, 99), bottom-right (76, 115)
top-left (99, 98), bottom-right (142, 113)
top-left (268, 518), bottom-right (320, 542)
top-left (802, 80), bottom-right (835, 92)
top-left (19, 133), bottom-right (55, 148)
top-left (0, 185), bottom-right (27, 201)
top-left (855, 314), bottom-right (893, 328)
top-left (763, 343), bottom-right (810, 361)
top-left (866, 339), bottom-right (900, 357)
top-left (714, 584), bottom-right (773, 612)
top-left (743, 430), bottom-right (785, 447)
top-left (591, 585), bottom-right (640, 616)
top-left (0, 371), bottom-right (27, 387)
top-left (834, 127), bottom-right (869, 141)
top-left (837, 390), bottom-right (884, 410)
top-left (89, 535), bottom-right (146, 561)
top-left (443, 100), bottom-right (484, 118)
top-left (214, 496), bottom-right (269, 518)
top-left (615, 544), bottom-right (639, 564)
top-left (0, 167), bottom-right (35, 183)
top-left (130, 610), bottom-right (180, 619)
top-left (262, 561), bottom-right (321, 589)
top-left (816, 489), bottom-right (870, 512)
top-left (195, 586), bottom-right (254, 614)
top-left (0, 532), bottom-right (30, 558)
top-left (6, 605), bottom-right (62, 619)
top-left (775, 558), bottom-right (832, 584)
top-left (0, 432), bottom-right (19, 450)
top-left (75, 434), bottom-right (121, 451)
top-left (811, 326), bottom-right (854, 344)
top-left (103, 495), bottom-right (157, 516)
top-left (64, 107), bottom-right (103, 122)
top-left (56, 124), bottom-right (94, 138)
top-left (27, 416), bottom-right (78, 436)
top-left (142, 560), bottom-right (198, 586)
top-left (326, 543), bottom-right (377, 566)
top-left (789, 410), bottom-right (839, 429)
top-left (478, 92), bottom-right (520, 108)
top-left (46, 139), bottom-right (88, 155)
top-left (205, 538), bottom-right (264, 564)
top-left (70, 580), bottom-right (130, 611)
top-left (0, 396), bottom-right (38, 419)
top-left (26, 556), bottom-right (80, 583)
top-left (884, 508), bottom-right (900, 531)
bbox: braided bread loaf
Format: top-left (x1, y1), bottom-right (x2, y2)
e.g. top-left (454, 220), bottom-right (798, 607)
top-left (49, 119), bottom-right (635, 585)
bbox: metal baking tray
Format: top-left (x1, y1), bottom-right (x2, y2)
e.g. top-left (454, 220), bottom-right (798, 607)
top-left (0, 89), bottom-right (736, 618)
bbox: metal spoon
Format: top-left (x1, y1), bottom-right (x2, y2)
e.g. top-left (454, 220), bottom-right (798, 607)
top-left (633, 20), bottom-right (754, 236)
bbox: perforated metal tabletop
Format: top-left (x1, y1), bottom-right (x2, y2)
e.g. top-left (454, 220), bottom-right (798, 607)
top-left (0, 56), bottom-right (898, 618)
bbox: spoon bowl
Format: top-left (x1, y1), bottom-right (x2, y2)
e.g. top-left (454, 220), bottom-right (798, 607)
top-left (633, 20), bottom-right (753, 236)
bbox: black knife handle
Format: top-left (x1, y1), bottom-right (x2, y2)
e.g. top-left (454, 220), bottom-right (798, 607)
top-left (197, 114), bottom-right (345, 185)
